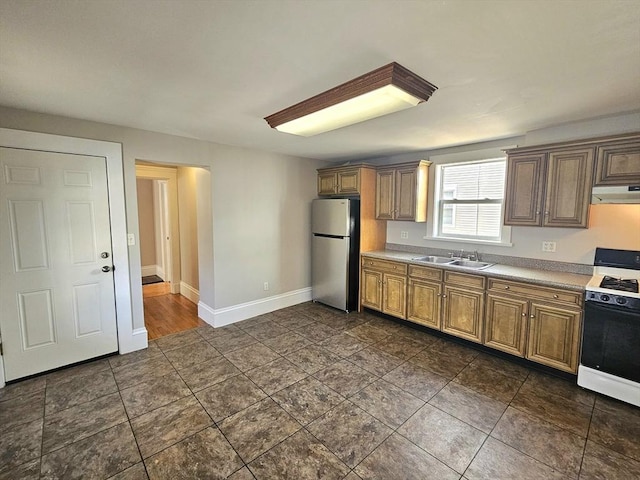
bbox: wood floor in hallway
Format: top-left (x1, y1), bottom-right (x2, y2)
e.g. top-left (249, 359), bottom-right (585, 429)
top-left (143, 282), bottom-right (207, 340)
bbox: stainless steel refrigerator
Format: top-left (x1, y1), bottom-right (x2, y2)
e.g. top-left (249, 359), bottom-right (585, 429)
top-left (311, 198), bottom-right (360, 312)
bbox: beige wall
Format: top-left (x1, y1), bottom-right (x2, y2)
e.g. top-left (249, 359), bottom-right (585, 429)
top-left (136, 178), bottom-right (156, 268)
top-left (177, 167), bottom-right (200, 290)
top-left (0, 106), bottom-right (327, 331)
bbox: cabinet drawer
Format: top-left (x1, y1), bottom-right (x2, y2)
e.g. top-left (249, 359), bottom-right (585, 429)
top-left (444, 271), bottom-right (486, 290)
top-left (409, 264), bottom-right (443, 282)
top-left (487, 278), bottom-right (582, 307)
top-left (361, 257), bottom-right (408, 274)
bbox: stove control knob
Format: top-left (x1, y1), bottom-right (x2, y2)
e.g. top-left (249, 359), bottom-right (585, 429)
top-left (601, 294), bottom-right (610, 302)
top-left (616, 297), bottom-right (627, 305)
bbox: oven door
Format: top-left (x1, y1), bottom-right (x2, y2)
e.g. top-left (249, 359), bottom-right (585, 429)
top-left (581, 300), bottom-right (640, 382)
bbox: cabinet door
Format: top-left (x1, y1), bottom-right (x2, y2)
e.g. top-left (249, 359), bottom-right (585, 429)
top-left (484, 294), bottom-right (528, 357)
top-left (407, 278), bottom-right (441, 329)
top-left (318, 172), bottom-right (337, 195)
top-left (382, 272), bottom-right (407, 319)
top-left (504, 153), bottom-right (546, 226)
top-left (394, 167), bottom-right (418, 221)
top-left (361, 269), bottom-right (383, 311)
top-left (442, 286), bottom-right (484, 343)
top-left (594, 139), bottom-right (640, 186)
top-left (337, 169), bottom-right (360, 195)
top-left (544, 148), bottom-right (594, 228)
top-left (526, 302), bottom-right (581, 373)
top-left (376, 169), bottom-right (395, 220)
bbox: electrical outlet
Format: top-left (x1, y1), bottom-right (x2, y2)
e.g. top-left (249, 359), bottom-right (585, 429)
top-left (542, 241), bottom-right (557, 252)
top-left (400, 231), bottom-right (409, 239)
top-left (127, 233), bottom-right (136, 246)
top-left (263, 282), bottom-right (269, 291)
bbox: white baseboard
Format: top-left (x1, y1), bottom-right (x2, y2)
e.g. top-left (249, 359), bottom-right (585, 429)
top-left (198, 287), bottom-right (312, 328)
top-left (141, 265), bottom-right (159, 277)
top-left (118, 327), bottom-right (148, 354)
top-left (0, 355), bottom-right (5, 389)
top-left (156, 266), bottom-right (165, 280)
top-left (180, 281), bottom-right (200, 303)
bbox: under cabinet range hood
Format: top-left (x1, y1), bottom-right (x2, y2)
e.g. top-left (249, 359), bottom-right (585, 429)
top-left (591, 185), bottom-right (640, 204)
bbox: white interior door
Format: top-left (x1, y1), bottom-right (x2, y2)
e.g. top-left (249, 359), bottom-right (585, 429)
top-left (0, 147), bottom-right (118, 381)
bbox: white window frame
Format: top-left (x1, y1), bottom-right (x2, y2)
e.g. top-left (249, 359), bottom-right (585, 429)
top-left (432, 157), bottom-right (511, 245)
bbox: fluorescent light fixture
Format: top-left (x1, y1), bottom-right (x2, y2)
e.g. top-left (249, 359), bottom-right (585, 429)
top-left (264, 62), bottom-right (437, 137)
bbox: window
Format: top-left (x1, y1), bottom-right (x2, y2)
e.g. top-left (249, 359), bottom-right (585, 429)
top-left (434, 158), bottom-right (506, 242)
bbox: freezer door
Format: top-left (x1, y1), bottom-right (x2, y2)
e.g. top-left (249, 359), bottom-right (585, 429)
top-left (312, 198), bottom-right (350, 237)
top-left (312, 234), bottom-right (349, 311)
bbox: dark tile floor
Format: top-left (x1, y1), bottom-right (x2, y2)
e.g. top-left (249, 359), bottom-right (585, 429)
top-left (1, 302), bottom-right (639, 479)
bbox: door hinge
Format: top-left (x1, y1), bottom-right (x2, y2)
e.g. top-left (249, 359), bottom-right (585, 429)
top-left (0, 343), bottom-right (3, 356)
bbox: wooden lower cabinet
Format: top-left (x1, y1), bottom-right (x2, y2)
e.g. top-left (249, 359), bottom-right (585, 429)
top-left (360, 259), bottom-right (407, 319)
top-left (382, 273), bottom-right (407, 319)
top-left (361, 269), bottom-right (383, 311)
top-left (485, 294), bottom-right (528, 357)
top-left (526, 302), bottom-right (582, 373)
top-left (407, 278), bottom-right (441, 329)
top-left (441, 285), bottom-right (484, 343)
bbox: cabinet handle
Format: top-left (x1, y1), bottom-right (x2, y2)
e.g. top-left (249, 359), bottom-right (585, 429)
top-left (504, 286), bottom-right (510, 290)
top-left (553, 294), bottom-right (559, 299)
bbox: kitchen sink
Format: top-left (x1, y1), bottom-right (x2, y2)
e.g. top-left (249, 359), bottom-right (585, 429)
top-left (449, 259), bottom-right (494, 270)
top-left (412, 255), bottom-right (455, 264)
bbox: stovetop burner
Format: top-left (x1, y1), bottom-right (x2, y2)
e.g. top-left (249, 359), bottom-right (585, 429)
top-left (600, 276), bottom-right (639, 293)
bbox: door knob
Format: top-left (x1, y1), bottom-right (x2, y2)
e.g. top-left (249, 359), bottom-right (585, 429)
top-left (102, 265), bottom-right (113, 272)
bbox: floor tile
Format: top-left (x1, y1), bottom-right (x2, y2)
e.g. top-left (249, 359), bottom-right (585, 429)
top-left (491, 406), bottom-right (585, 476)
top-left (178, 355), bottom-right (241, 391)
top-left (285, 344), bottom-right (342, 374)
top-left (45, 358), bottom-right (111, 386)
top-left (393, 325), bottom-right (440, 345)
top-left (465, 437), bottom-right (566, 480)
top-left (145, 427), bottom-right (243, 479)
top-left (42, 392), bottom-right (127, 454)
top-left (355, 433), bottom-right (459, 480)
top-left (249, 429), bottom-right (349, 480)
top-left (594, 394), bottom-right (640, 418)
top-left (196, 323), bottom-right (239, 342)
top-left (241, 320), bottom-right (290, 341)
top-left (112, 355), bottom-right (176, 390)
top-left (271, 376), bottom-right (344, 425)
top-left (0, 418), bottom-right (42, 474)
top-left (119, 371), bottom-right (192, 418)
top-left (270, 313), bottom-right (315, 330)
top-left (40, 422), bottom-right (140, 480)
top-left (589, 404), bottom-right (640, 461)
top-left (207, 330), bottom-right (258, 354)
top-left (398, 403), bottom-right (486, 474)
top-left (429, 382), bottom-right (507, 434)
top-left (453, 362), bottom-right (523, 403)
top-left (45, 368), bottom-right (118, 415)
top-left (219, 398), bottom-right (301, 463)
top-left (318, 331), bottom-right (369, 357)
top-left (225, 343), bottom-right (281, 372)
top-left (0, 459), bottom-right (40, 480)
top-left (350, 379), bottom-right (424, 429)
top-left (108, 342), bottom-right (163, 370)
top-left (345, 323), bottom-right (391, 344)
top-left (313, 359), bottom-right (377, 397)
top-left (430, 338), bottom-right (480, 361)
top-left (0, 390), bottom-right (44, 429)
top-left (295, 322), bottom-right (340, 342)
top-left (0, 376), bottom-right (46, 403)
top-left (195, 374), bottom-right (267, 423)
top-left (163, 338), bottom-right (221, 370)
top-left (261, 331), bottom-right (312, 355)
top-left (524, 371), bottom-right (595, 407)
top-left (347, 346), bottom-right (403, 376)
top-left (245, 357), bottom-right (308, 394)
top-left (307, 400), bottom-right (392, 468)
top-left (228, 467), bottom-right (256, 480)
top-left (130, 395), bottom-right (212, 458)
top-left (470, 352), bottom-right (530, 380)
top-left (408, 347), bottom-right (473, 379)
top-left (110, 462), bottom-right (149, 480)
top-left (343, 473), bottom-right (363, 480)
top-left (154, 328), bottom-right (202, 352)
top-left (580, 439), bottom-right (640, 480)
top-left (373, 334), bottom-right (427, 360)
top-left (382, 362), bottom-right (448, 401)
top-left (317, 313), bottom-right (367, 331)
top-left (511, 381), bottom-right (592, 437)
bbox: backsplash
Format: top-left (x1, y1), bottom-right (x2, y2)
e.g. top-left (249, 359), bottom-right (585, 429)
top-left (385, 243), bottom-right (593, 275)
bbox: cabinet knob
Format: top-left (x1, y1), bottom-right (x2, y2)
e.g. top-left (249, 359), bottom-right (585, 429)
top-left (442, 294), bottom-right (447, 298)
top-left (522, 312), bottom-right (527, 317)
top-left (544, 211), bottom-right (550, 216)
top-left (530, 314), bottom-right (535, 318)
top-left (393, 266), bottom-right (396, 269)
top-left (553, 294), bottom-right (559, 299)
top-left (535, 211), bottom-right (541, 216)
top-left (504, 286), bottom-right (510, 290)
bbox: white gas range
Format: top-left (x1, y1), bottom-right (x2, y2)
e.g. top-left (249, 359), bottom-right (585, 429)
top-left (578, 248), bottom-right (640, 407)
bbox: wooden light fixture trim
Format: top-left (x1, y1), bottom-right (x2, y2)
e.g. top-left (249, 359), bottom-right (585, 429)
top-left (264, 62), bottom-right (437, 129)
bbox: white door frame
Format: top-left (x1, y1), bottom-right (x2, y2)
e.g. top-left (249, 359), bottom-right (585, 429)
top-left (135, 164), bottom-right (180, 294)
top-left (156, 180), bottom-right (172, 282)
top-left (0, 128), bottom-right (136, 387)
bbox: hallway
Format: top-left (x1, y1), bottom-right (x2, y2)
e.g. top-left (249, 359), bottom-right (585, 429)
top-left (143, 283), bottom-right (206, 340)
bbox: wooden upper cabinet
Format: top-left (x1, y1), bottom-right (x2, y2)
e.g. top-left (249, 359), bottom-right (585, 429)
top-left (375, 160), bottom-right (431, 222)
top-left (317, 165), bottom-right (364, 196)
top-left (504, 147), bottom-right (593, 228)
top-left (594, 135), bottom-right (640, 186)
top-left (318, 171), bottom-right (338, 195)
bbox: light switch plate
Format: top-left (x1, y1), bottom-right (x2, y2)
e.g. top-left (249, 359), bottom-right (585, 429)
top-left (127, 233), bottom-right (136, 246)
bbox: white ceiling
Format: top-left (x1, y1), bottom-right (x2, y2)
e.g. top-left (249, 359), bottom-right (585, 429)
top-left (1, 0), bottom-right (639, 161)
